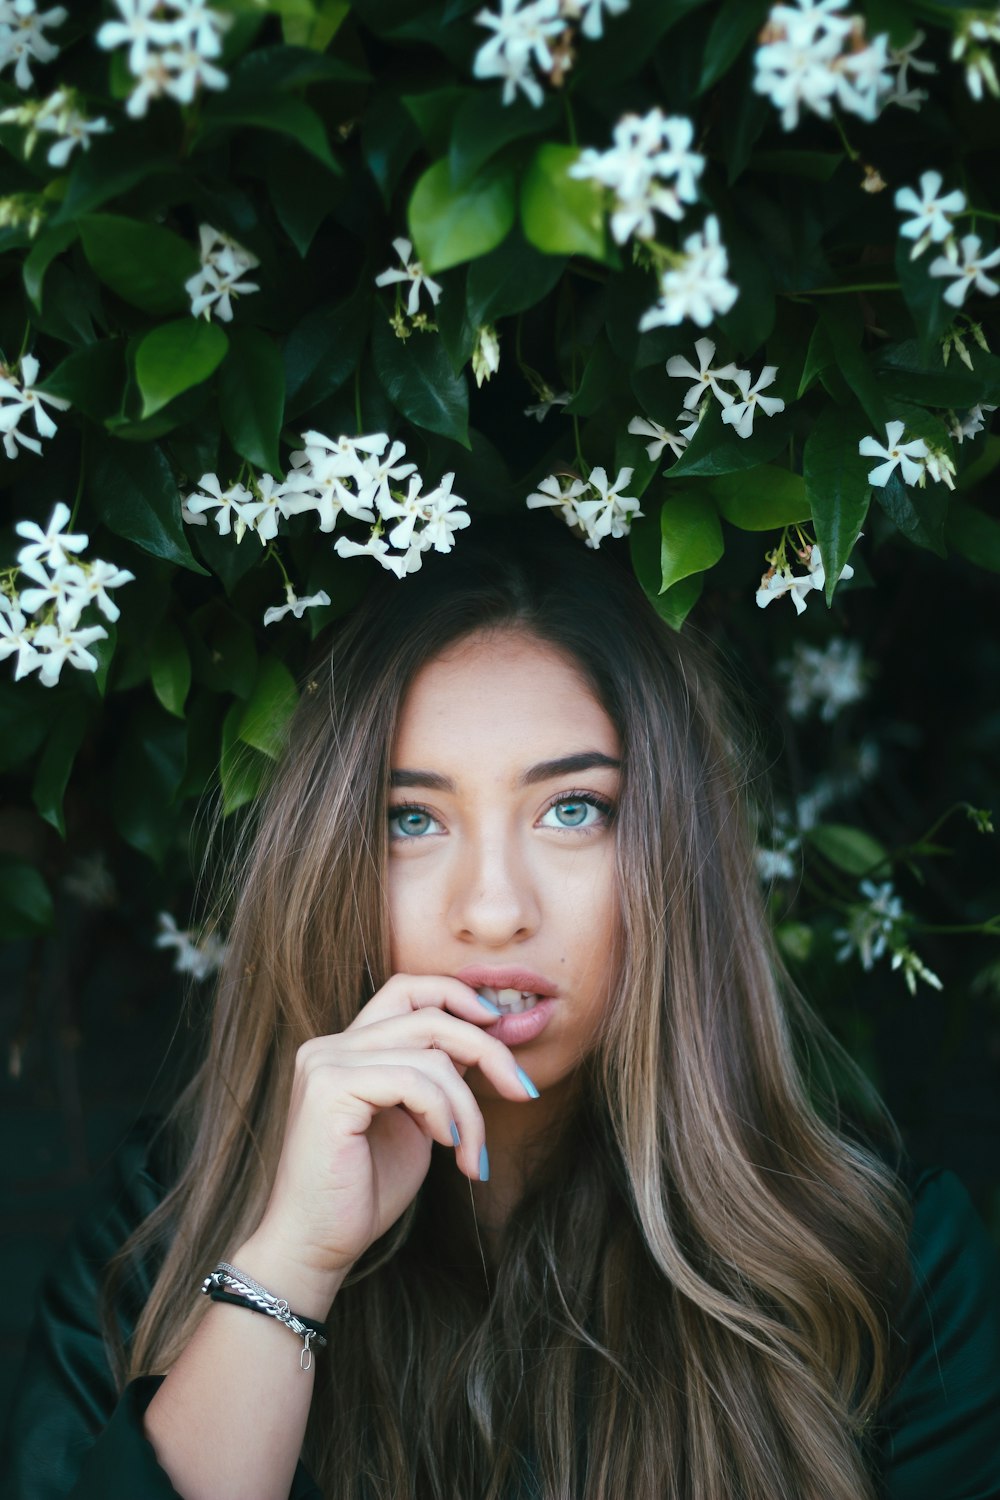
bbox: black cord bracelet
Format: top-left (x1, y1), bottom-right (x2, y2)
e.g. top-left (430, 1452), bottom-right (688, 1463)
top-left (201, 1264), bottom-right (329, 1369)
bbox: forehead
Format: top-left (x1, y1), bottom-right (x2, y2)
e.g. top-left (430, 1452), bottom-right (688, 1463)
top-left (392, 630), bottom-right (619, 760)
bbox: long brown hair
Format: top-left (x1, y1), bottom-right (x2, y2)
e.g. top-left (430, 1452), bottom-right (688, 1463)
top-left (108, 511), bottom-right (912, 1499)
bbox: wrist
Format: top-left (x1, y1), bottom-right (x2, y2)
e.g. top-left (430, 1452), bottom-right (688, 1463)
top-left (228, 1233), bottom-right (349, 1321)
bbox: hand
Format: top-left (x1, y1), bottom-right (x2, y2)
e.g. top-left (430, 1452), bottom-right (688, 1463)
top-left (242, 974), bottom-right (533, 1308)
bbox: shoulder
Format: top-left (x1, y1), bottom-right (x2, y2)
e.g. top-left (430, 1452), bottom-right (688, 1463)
top-left (875, 1162), bottom-right (1000, 1499)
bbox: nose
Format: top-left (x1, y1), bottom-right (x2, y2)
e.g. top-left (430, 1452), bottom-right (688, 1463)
top-left (449, 819), bottom-right (541, 946)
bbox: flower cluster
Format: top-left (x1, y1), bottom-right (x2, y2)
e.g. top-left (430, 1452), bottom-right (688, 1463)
top-left (775, 636), bottom-right (869, 722)
top-left (756, 536), bottom-right (855, 617)
top-left (633, 337), bottom-right (787, 457)
top-left (95, 0), bottom-right (230, 119)
top-left (181, 430), bottom-right (472, 606)
top-left (858, 419), bottom-right (956, 491)
top-left (569, 108), bottom-right (704, 246)
top-left (0, 352), bottom-right (69, 460)
top-left (526, 466), bottom-right (642, 548)
top-left (637, 216), bottom-right (739, 332)
top-left (185, 224), bottom-right (260, 323)
top-left (833, 878), bottom-right (942, 993)
top-left (0, 87), bottom-right (112, 167)
top-left (894, 170), bottom-right (1000, 310)
top-left (472, 0), bottom-right (629, 108)
top-left (1, 503), bottom-right (134, 688)
top-left (952, 11), bottom-right (1000, 100)
top-left (0, 0), bottom-right (66, 90)
top-left (154, 912), bottom-right (227, 982)
top-left (374, 237), bottom-right (443, 338)
top-left (754, 0), bottom-right (935, 131)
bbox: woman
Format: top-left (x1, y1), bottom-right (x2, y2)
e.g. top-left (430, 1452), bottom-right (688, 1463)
top-left (4, 512), bottom-right (1000, 1500)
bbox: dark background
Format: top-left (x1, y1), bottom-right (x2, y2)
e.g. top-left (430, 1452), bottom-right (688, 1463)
top-left (2, 538), bottom-right (999, 1424)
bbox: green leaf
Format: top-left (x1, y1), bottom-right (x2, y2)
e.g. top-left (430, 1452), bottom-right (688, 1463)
top-left (465, 227), bottom-right (565, 327)
top-left (565, 332), bottom-right (621, 417)
top-left (776, 921), bottom-right (814, 962)
top-left (371, 315), bottom-right (469, 446)
top-left (32, 700), bottom-right (89, 838)
top-left (874, 471), bottom-right (948, 557)
top-left (220, 700), bottom-right (271, 816)
top-left (957, 434), bottom-right (1000, 492)
top-left (945, 499), bottom-right (1000, 574)
top-left (198, 93), bottom-right (340, 171)
top-left (135, 319), bottom-right (229, 419)
top-left (237, 655), bottom-right (299, 760)
top-left (228, 41), bottom-right (368, 92)
top-left (449, 91), bottom-right (561, 188)
top-left (263, 146), bottom-right (342, 256)
top-left (797, 317), bottom-right (834, 398)
top-left (189, 604), bottom-right (258, 698)
top-left (659, 489), bottom-right (724, 593)
top-left (111, 705), bottom-right (188, 865)
top-left (23, 221), bottom-right (78, 310)
top-left (805, 824), bottom-right (889, 878)
top-left (819, 304), bottom-right (886, 428)
top-left (803, 403), bottom-right (871, 602)
top-left (697, 0), bottom-right (767, 94)
top-left (710, 467), bottom-right (811, 529)
top-left (150, 621), bottom-right (192, 718)
top-left (873, 340), bottom-right (1000, 408)
top-left (408, 158), bottom-right (516, 275)
top-left (895, 233), bottom-right (950, 358)
top-left (52, 130), bottom-right (178, 224)
top-left (218, 325), bottom-right (285, 473)
top-left (38, 340), bottom-right (126, 424)
top-left (0, 856), bottom-right (54, 940)
top-left (79, 214), bottom-right (199, 316)
top-left (521, 144), bottom-right (609, 264)
top-left (284, 283), bottom-right (370, 417)
top-left (361, 90), bottom-right (422, 208)
top-left (669, 402), bottom-right (791, 477)
top-left (747, 149), bottom-right (843, 181)
top-left (87, 433), bottom-right (209, 575)
top-left (401, 86), bottom-right (466, 156)
top-left (656, 571), bottom-right (705, 630)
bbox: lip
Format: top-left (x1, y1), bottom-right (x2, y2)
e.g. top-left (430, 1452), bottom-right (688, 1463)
top-left (484, 998), bottom-right (555, 1046)
top-left (454, 965), bottom-right (559, 998)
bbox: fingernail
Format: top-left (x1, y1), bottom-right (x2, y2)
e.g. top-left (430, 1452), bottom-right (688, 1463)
top-left (516, 1066), bottom-right (540, 1099)
top-left (450, 1120), bottom-right (461, 1148)
top-left (479, 1143), bottom-right (490, 1181)
top-left (476, 993), bottom-right (503, 1016)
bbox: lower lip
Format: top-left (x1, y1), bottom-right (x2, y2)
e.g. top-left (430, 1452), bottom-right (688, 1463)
top-left (484, 998), bottom-right (555, 1046)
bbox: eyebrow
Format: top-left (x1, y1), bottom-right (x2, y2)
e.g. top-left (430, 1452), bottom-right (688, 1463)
top-left (389, 752), bottom-right (621, 793)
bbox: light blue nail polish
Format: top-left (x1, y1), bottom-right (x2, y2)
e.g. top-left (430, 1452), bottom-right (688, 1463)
top-left (476, 993), bottom-right (503, 1016)
top-left (479, 1143), bottom-right (490, 1181)
top-left (516, 1066), bottom-right (540, 1099)
top-left (450, 1120), bottom-right (461, 1148)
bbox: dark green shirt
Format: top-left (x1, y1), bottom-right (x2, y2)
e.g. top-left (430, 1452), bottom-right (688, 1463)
top-left (3, 1123), bottom-right (1000, 1499)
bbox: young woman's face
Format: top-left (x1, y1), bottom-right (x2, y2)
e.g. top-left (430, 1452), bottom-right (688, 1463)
top-left (386, 627), bottom-right (622, 1098)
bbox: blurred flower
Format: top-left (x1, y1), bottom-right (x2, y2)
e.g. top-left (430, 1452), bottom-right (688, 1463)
top-left (0, 87), bottom-right (112, 166)
top-left (559, 0), bottom-right (629, 41)
top-left (947, 403), bottom-right (998, 443)
top-left (95, 0), bottom-right (230, 117)
top-left (0, 352), bottom-right (71, 460)
top-left (0, 0), bottom-right (67, 90)
top-left (185, 223), bottom-right (260, 321)
top-left (14, 500), bottom-right (86, 571)
top-left (928, 232), bottom-right (1000, 307)
top-left (776, 636), bottom-right (869, 722)
top-left (639, 216), bottom-right (739, 331)
top-left (155, 912), bottom-right (228, 982)
top-left (891, 946), bottom-right (943, 995)
top-left (569, 108), bottom-right (704, 244)
top-left (472, 0), bottom-right (566, 107)
top-left (524, 388), bottom-right (570, 421)
top-left (834, 879), bottom-right (903, 970)
top-left (374, 236), bottom-right (443, 320)
top-left (884, 28), bottom-right (936, 110)
top-left (472, 324), bottom-right (501, 386)
top-left (894, 170), bottom-right (967, 260)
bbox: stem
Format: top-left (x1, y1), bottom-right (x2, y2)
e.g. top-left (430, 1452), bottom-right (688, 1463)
top-left (563, 92), bottom-right (577, 148)
top-left (912, 915), bottom-right (1000, 936)
top-left (956, 207), bottom-right (1000, 225)
top-left (787, 284), bottom-right (900, 296)
top-left (830, 110), bottom-right (859, 163)
top-left (265, 544), bottom-right (293, 591)
top-left (68, 427), bottom-right (87, 531)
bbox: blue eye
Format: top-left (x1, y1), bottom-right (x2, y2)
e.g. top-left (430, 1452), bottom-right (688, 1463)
top-left (540, 794), bottom-right (613, 831)
top-left (388, 805), bottom-right (441, 839)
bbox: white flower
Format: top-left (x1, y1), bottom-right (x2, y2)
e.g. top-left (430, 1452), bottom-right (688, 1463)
top-left (14, 500), bottom-right (87, 572)
top-left (0, 87), bottom-right (112, 167)
top-left (776, 636), bottom-right (868, 722)
top-left (525, 472), bottom-right (588, 523)
top-left (96, 0), bottom-right (230, 114)
top-left (184, 226), bottom-right (260, 321)
top-left (834, 879), bottom-right (904, 971)
top-left (953, 16), bottom-right (1000, 100)
top-left (894, 171), bottom-right (967, 260)
top-left (858, 419), bottom-right (929, 486)
top-left (718, 365), bottom-right (785, 439)
top-left (30, 620), bottom-right (107, 687)
top-left (569, 109), bottom-right (704, 245)
top-left (891, 946), bottom-right (943, 995)
top-left (154, 911), bottom-right (227, 982)
top-left (573, 465), bottom-right (643, 547)
top-left (472, 324), bottom-right (500, 387)
top-left (374, 237), bottom-right (443, 318)
top-left (157, 40), bottom-right (228, 104)
top-left (947, 403), bottom-right (997, 444)
top-left (884, 29), bottom-right (936, 111)
top-left (627, 414), bottom-right (688, 462)
top-left (333, 531), bottom-right (424, 579)
top-left (0, 595), bottom-right (41, 680)
top-left (755, 541), bottom-right (853, 616)
top-left (379, 473), bottom-right (434, 551)
top-left (665, 336), bottom-right (742, 411)
top-left (638, 216), bottom-right (739, 331)
top-left (753, 11), bottom-right (843, 130)
top-left (0, 352), bottom-right (71, 459)
top-left (560, 0), bottom-right (630, 41)
top-left (283, 431), bottom-right (383, 531)
top-left (356, 440), bottom-right (417, 514)
top-left (0, 0), bottom-right (67, 90)
top-left (472, 0), bottom-right (565, 107)
top-left (419, 475), bottom-right (471, 554)
top-left (834, 32), bottom-right (894, 121)
top-left (262, 584), bottom-right (332, 627)
top-left (95, 0), bottom-right (177, 75)
top-left (182, 473), bottom-right (263, 542)
top-left (928, 232), bottom-right (1000, 307)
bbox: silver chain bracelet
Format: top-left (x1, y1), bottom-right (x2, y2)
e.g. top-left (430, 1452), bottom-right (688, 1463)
top-left (201, 1261), bottom-right (329, 1371)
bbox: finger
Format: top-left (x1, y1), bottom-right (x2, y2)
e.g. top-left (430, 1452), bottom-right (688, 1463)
top-left (339, 1063), bottom-right (485, 1180)
top-left (346, 972), bottom-right (503, 1032)
top-left (333, 1014), bottom-right (531, 1100)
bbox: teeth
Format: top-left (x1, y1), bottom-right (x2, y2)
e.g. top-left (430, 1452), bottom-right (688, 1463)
top-left (478, 985), bottom-right (540, 1015)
